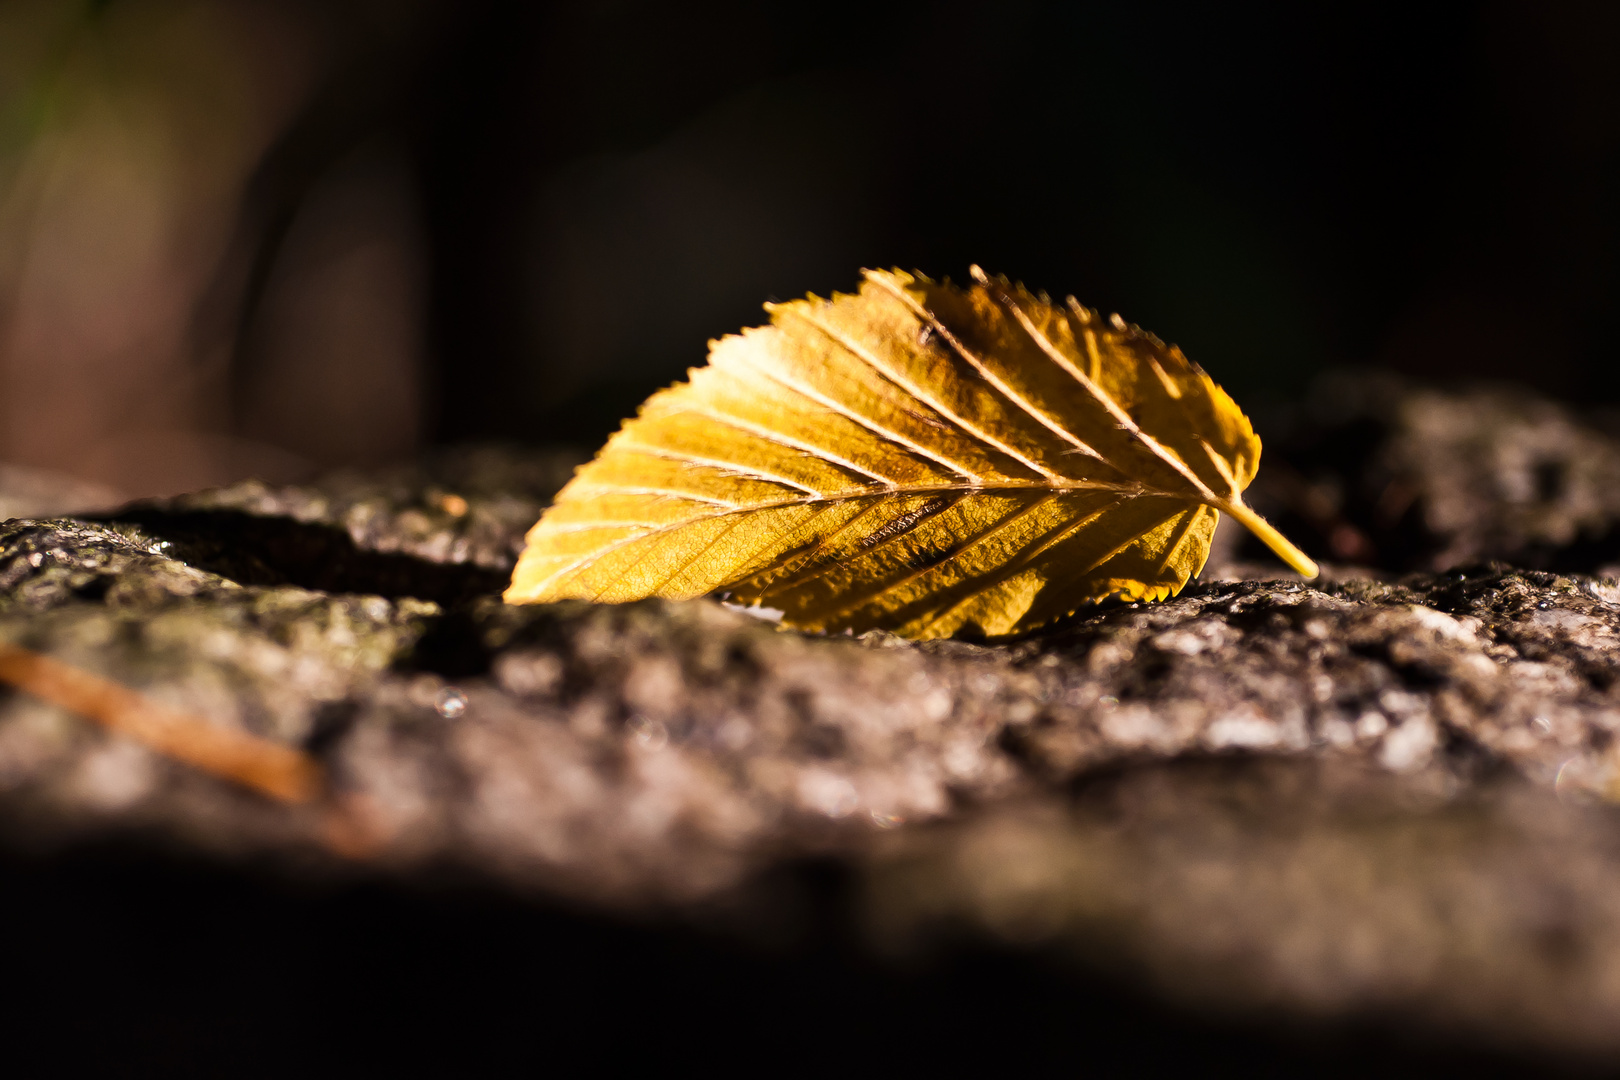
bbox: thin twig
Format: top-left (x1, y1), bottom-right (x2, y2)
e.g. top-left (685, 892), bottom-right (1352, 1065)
top-left (0, 643), bottom-right (320, 803)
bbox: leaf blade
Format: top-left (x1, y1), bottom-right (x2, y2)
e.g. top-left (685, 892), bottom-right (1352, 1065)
top-left (506, 268), bottom-right (1317, 638)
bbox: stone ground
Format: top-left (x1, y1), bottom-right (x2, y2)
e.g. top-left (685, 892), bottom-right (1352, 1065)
top-left (7, 379), bottom-right (1620, 1073)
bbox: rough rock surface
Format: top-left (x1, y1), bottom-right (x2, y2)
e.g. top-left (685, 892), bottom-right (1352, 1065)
top-left (8, 383), bottom-right (1620, 1067)
top-left (1241, 371), bottom-right (1620, 573)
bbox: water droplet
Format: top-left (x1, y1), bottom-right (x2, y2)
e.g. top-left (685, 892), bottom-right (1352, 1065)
top-left (1555, 757), bottom-right (1597, 803)
top-left (869, 810), bottom-right (905, 829)
top-left (627, 714), bottom-right (668, 751)
top-left (1531, 716), bottom-right (1552, 734)
top-left (1097, 695), bottom-right (1119, 709)
top-left (434, 687), bottom-right (468, 719)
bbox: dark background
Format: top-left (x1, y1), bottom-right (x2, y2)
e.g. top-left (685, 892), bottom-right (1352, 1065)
top-left (415, 0), bottom-right (1620, 446)
top-left (1, 0), bottom-right (1617, 494)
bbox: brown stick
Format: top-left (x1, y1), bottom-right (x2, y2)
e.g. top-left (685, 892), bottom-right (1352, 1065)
top-left (0, 642), bottom-right (320, 803)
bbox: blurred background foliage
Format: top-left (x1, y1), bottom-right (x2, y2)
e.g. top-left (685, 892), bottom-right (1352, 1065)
top-left (0, 0), bottom-right (1616, 498)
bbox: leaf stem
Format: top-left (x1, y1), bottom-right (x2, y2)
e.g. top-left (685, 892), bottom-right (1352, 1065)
top-left (1221, 500), bottom-right (1320, 579)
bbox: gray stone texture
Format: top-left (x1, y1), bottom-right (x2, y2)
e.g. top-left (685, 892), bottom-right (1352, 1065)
top-left (6, 382), bottom-right (1620, 1062)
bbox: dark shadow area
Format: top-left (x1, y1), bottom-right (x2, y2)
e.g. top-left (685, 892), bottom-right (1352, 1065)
top-left (0, 840), bottom-right (1592, 1078)
top-left (101, 505), bottom-right (526, 681)
top-left (105, 508), bottom-right (509, 607)
top-left (399, 604), bottom-right (500, 678)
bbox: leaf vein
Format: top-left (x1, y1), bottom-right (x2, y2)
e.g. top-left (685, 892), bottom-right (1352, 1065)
top-left (871, 271), bottom-right (1109, 466)
top-left (666, 404), bottom-right (894, 487)
top-left (982, 277), bottom-right (1225, 504)
top-left (816, 491), bottom-right (1073, 621)
top-left (727, 348), bottom-right (981, 483)
top-left (777, 300), bottom-right (1053, 480)
top-left (617, 439), bottom-right (823, 496)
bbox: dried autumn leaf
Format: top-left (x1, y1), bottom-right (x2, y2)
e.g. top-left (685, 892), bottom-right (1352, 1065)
top-left (505, 267), bottom-right (1316, 639)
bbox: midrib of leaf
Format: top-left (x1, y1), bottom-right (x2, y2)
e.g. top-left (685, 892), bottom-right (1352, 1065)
top-left (538, 478), bottom-right (1167, 601)
top-left (964, 268), bottom-right (1221, 503)
top-left (968, 268), bottom-right (1316, 577)
top-left (760, 489), bottom-right (1048, 601)
top-left (560, 477), bottom-right (1161, 527)
top-left (776, 490), bottom-right (1075, 615)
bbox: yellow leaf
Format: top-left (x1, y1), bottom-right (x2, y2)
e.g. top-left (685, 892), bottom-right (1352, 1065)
top-left (505, 268), bottom-right (1317, 639)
